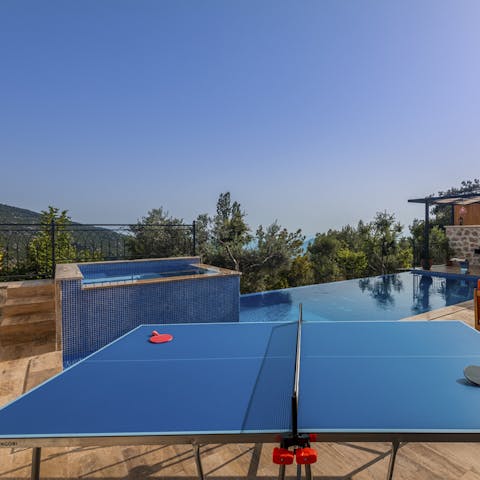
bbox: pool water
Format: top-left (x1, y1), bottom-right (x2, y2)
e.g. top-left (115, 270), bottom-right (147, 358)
top-left (240, 272), bottom-right (479, 323)
top-left (82, 268), bottom-right (213, 285)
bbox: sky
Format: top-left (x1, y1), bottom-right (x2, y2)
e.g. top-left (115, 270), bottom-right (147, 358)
top-left (1, 0), bottom-right (479, 237)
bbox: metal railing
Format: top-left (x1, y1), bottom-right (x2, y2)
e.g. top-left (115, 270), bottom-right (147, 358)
top-left (0, 221), bottom-right (196, 281)
top-left (411, 240), bottom-right (450, 269)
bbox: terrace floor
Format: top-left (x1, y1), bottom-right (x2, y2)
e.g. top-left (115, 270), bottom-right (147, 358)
top-left (1, 302), bottom-right (480, 480)
top-left (427, 263), bottom-right (480, 277)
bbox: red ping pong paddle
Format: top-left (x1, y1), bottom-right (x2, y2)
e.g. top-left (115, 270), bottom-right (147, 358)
top-left (149, 330), bottom-right (173, 344)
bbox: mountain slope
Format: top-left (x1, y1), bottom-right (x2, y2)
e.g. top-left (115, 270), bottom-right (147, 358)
top-left (0, 204), bottom-right (42, 223)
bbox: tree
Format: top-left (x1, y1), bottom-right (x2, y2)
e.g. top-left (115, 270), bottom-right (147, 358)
top-left (241, 222), bottom-right (305, 292)
top-left (308, 212), bottom-right (411, 282)
top-left (336, 248), bottom-right (368, 279)
top-left (129, 208), bottom-right (193, 258)
top-left (127, 196), bottom-right (414, 292)
top-left (308, 233), bottom-right (342, 283)
top-left (193, 213), bottom-right (211, 258)
top-left (210, 192), bottom-right (252, 271)
top-left (409, 220), bottom-right (450, 265)
top-left (287, 255), bottom-right (315, 287)
top-left (28, 207), bottom-right (78, 277)
top-left (198, 193), bottom-right (307, 293)
top-left (360, 211), bottom-right (405, 275)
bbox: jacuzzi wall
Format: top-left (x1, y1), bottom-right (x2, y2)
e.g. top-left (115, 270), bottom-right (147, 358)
top-left (58, 258), bottom-right (240, 366)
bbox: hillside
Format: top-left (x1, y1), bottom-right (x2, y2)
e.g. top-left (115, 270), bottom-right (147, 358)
top-left (0, 204), bottom-right (123, 233)
top-left (0, 203), bottom-right (42, 223)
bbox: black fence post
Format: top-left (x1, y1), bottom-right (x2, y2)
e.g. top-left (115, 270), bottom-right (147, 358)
top-left (51, 219), bottom-right (56, 278)
top-left (192, 220), bottom-right (196, 256)
top-left (412, 241), bottom-right (416, 269)
top-left (422, 201), bottom-right (431, 270)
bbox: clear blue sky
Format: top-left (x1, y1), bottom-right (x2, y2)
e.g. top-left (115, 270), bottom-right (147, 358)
top-left (1, 0), bottom-right (479, 236)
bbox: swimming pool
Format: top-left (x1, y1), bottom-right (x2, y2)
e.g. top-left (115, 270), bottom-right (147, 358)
top-left (240, 272), bottom-right (479, 323)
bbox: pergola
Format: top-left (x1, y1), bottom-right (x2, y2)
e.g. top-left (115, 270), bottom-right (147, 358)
top-left (408, 192), bottom-right (480, 269)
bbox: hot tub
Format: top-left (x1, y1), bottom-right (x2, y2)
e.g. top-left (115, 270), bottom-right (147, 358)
top-left (56, 257), bottom-right (240, 366)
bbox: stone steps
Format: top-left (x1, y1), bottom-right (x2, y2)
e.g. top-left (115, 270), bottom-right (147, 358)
top-left (2, 296), bottom-right (55, 317)
top-left (0, 280), bottom-right (56, 349)
top-left (1, 311), bottom-right (56, 327)
top-left (0, 318), bottom-right (56, 345)
top-left (4, 280), bottom-right (54, 299)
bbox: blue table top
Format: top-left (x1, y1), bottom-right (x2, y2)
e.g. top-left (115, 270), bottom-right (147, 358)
top-left (299, 321), bottom-right (480, 433)
top-left (2, 320), bottom-right (480, 444)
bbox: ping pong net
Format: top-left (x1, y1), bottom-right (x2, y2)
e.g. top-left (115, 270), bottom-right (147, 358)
top-left (272, 303), bottom-right (318, 479)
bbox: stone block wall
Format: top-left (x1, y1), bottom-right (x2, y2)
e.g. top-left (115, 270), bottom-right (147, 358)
top-left (445, 226), bottom-right (480, 266)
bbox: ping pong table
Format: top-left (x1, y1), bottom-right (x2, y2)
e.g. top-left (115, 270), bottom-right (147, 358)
top-left (2, 311), bottom-right (480, 480)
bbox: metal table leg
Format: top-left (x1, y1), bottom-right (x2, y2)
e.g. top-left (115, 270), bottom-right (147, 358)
top-left (386, 441), bottom-right (400, 480)
top-left (305, 463), bottom-right (312, 480)
top-left (31, 447), bottom-right (41, 480)
top-left (193, 444), bottom-right (205, 480)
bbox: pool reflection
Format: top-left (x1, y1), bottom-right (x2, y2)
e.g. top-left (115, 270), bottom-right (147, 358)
top-left (358, 274), bottom-right (404, 310)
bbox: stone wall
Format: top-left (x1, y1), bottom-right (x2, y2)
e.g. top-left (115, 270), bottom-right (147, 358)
top-left (445, 226), bottom-right (480, 266)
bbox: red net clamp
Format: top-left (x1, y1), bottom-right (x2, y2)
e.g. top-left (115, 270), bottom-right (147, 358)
top-left (295, 447), bottom-right (317, 465)
top-left (273, 447), bottom-right (294, 465)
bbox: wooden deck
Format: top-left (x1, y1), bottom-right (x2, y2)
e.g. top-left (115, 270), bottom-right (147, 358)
top-left (1, 303), bottom-right (480, 479)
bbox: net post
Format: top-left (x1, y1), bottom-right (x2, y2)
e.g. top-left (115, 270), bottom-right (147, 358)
top-left (292, 303), bottom-right (303, 436)
top-left (192, 220), bottom-right (196, 256)
top-left (274, 304), bottom-right (316, 479)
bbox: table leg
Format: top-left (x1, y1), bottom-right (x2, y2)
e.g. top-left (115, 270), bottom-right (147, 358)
top-left (31, 447), bottom-right (41, 480)
top-left (386, 440), bottom-right (400, 480)
top-left (276, 457), bottom-right (313, 480)
top-left (193, 444), bottom-right (205, 480)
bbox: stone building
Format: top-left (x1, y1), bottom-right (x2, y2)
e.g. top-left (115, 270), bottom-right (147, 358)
top-left (445, 203), bottom-right (480, 267)
top-left (408, 193), bottom-right (480, 268)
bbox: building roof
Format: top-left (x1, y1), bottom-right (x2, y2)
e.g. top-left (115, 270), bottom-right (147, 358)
top-left (408, 192), bottom-right (480, 205)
